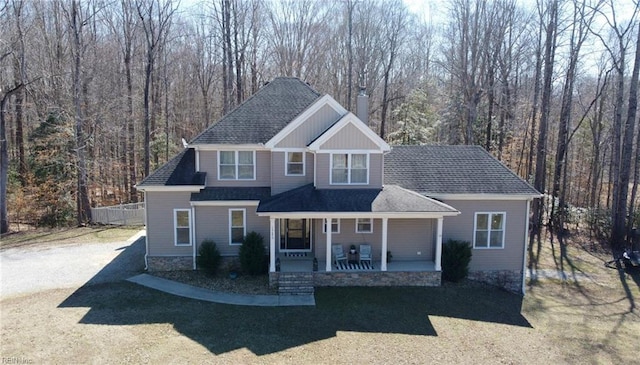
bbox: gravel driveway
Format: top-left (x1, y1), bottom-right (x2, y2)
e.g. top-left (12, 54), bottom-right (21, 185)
top-left (0, 230), bottom-right (145, 298)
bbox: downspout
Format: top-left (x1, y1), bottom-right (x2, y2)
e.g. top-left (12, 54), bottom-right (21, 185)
top-left (192, 205), bottom-right (197, 270)
top-left (143, 191), bottom-right (149, 271)
top-left (522, 200), bottom-right (531, 295)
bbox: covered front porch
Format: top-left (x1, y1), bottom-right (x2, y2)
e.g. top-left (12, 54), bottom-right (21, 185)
top-left (276, 254), bottom-right (437, 273)
top-left (256, 184), bottom-right (460, 287)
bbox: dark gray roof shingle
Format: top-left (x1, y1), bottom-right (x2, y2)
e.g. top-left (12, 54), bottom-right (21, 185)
top-left (257, 184), bottom-right (457, 213)
top-left (191, 187), bottom-right (271, 201)
top-left (190, 77), bottom-right (321, 145)
top-left (384, 145), bottom-right (540, 196)
top-left (137, 148), bottom-right (206, 186)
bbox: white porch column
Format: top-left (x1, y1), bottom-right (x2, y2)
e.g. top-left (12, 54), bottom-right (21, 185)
top-left (325, 218), bottom-right (332, 272)
top-left (435, 217), bottom-right (443, 271)
top-left (381, 218), bottom-right (388, 271)
top-left (269, 218), bottom-right (276, 272)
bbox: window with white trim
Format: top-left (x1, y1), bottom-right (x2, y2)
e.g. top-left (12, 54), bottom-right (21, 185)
top-left (174, 209), bottom-right (192, 246)
top-left (474, 212), bottom-right (505, 248)
top-left (286, 151), bottom-right (305, 176)
top-left (356, 218), bottom-right (373, 233)
top-left (229, 209), bottom-right (246, 245)
top-left (218, 151), bottom-right (255, 180)
top-left (331, 153), bottom-right (368, 184)
top-left (322, 218), bottom-right (340, 234)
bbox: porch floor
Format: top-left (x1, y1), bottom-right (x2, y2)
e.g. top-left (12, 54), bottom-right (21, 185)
top-left (278, 256), bottom-right (436, 273)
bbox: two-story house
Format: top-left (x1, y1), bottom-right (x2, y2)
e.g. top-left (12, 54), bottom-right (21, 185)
top-left (136, 77), bottom-right (540, 293)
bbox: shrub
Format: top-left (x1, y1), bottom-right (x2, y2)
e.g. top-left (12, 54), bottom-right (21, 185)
top-left (442, 239), bottom-right (472, 282)
top-left (239, 231), bottom-right (267, 275)
top-left (197, 239), bottom-right (221, 274)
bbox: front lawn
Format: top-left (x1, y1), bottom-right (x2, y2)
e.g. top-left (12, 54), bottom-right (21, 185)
top-left (1, 276), bottom-right (637, 364)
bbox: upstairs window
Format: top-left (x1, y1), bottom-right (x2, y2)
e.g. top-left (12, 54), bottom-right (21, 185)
top-left (286, 151), bottom-right (305, 176)
top-left (219, 151), bottom-right (255, 180)
top-left (474, 212), bottom-right (505, 248)
top-left (331, 153), bottom-right (368, 184)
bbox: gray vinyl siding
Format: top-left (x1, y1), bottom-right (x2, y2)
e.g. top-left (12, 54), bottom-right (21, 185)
top-left (275, 104), bottom-right (342, 148)
top-left (315, 153), bottom-right (383, 189)
top-left (145, 191), bottom-right (194, 256)
top-left (271, 151), bottom-right (314, 195)
top-left (387, 219), bottom-right (435, 261)
top-left (194, 205), bottom-right (270, 256)
top-left (310, 218), bottom-right (434, 261)
top-left (199, 150), bottom-right (271, 187)
top-left (441, 199), bottom-right (527, 271)
top-left (319, 123), bottom-right (380, 150)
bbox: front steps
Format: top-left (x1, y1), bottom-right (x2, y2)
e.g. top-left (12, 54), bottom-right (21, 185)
top-left (278, 272), bottom-right (315, 295)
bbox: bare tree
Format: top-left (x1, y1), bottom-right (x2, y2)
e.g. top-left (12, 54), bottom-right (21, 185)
top-left (136, 0), bottom-right (176, 177)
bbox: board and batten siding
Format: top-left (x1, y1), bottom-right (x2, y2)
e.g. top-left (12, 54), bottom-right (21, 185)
top-left (271, 151), bottom-right (314, 195)
top-left (199, 150), bottom-right (271, 187)
top-left (275, 104), bottom-right (342, 148)
top-left (319, 122), bottom-right (381, 150)
top-left (145, 191), bottom-right (193, 256)
top-left (311, 218), bottom-right (435, 261)
top-left (194, 205), bottom-right (270, 256)
top-left (315, 153), bottom-right (383, 189)
top-left (441, 199), bottom-right (527, 271)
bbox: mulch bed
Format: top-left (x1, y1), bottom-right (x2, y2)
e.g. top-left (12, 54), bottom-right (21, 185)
top-left (152, 270), bottom-right (277, 295)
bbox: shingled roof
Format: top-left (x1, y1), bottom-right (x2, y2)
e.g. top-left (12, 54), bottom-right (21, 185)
top-left (137, 148), bottom-right (206, 187)
top-left (257, 184), bottom-right (458, 214)
top-left (191, 187), bottom-right (271, 201)
top-left (384, 145), bottom-right (540, 196)
top-left (190, 77), bottom-right (321, 145)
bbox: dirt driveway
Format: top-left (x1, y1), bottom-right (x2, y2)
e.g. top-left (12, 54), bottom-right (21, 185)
top-left (0, 230), bottom-right (145, 298)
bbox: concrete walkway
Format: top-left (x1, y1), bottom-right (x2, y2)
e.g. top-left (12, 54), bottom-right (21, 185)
top-left (127, 274), bottom-right (315, 307)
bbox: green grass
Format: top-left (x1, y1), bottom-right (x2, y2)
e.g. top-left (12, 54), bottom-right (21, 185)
top-left (0, 226), bottom-right (141, 250)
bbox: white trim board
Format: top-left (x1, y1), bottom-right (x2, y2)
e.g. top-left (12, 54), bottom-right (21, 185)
top-left (136, 186), bottom-right (204, 192)
top-left (190, 201), bottom-right (260, 207)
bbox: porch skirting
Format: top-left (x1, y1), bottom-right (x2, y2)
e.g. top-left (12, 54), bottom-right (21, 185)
top-left (147, 256), bottom-right (192, 271)
top-left (270, 271), bottom-right (441, 288)
top-left (467, 270), bottom-right (522, 293)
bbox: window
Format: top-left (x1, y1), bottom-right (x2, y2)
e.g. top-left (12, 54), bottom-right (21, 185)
top-left (474, 212), bottom-right (505, 248)
top-left (356, 218), bottom-right (373, 233)
top-left (286, 151), bottom-right (305, 176)
top-left (218, 151), bottom-right (255, 180)
top-left (229, 209), bottom-right (246, 245)
top-left (331, 153), bottom-right (368, 184)
top-left (174, 209), bottom-right (192, 246)
top-left (322, 218), bottom-right (340, 234)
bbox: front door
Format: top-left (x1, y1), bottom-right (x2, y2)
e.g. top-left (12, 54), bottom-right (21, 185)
top-left (281, 219), bottom-right (311, 251)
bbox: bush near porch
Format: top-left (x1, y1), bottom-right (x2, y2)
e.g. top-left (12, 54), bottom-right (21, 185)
top-left (442, 239), bottom-right (472, 282)
top-left (239, 231), bottom-right (268, 275)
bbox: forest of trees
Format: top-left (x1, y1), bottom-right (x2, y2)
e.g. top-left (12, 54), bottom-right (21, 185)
top-left (1, 0), bottom-right (639, 260)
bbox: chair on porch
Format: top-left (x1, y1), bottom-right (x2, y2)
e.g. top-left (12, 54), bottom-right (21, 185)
top-left (359, 244), bottom-right (372, 267)
top-left (332, 245), bottom-right (347, 266)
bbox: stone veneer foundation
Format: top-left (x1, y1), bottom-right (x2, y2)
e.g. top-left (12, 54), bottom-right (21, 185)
top-left (147, 256), bottom-right (193, 271)
top-left (269, 271), bottom-right (441, 287)
top-left (467, 270), bottom-right (523, 293)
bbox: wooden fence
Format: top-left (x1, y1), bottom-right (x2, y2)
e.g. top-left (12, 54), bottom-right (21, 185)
top-left (91, 202), bottom-right (145, 226)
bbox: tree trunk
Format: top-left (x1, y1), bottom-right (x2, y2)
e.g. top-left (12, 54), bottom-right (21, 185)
top-left (71, 0), bottom-right (92, 225)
